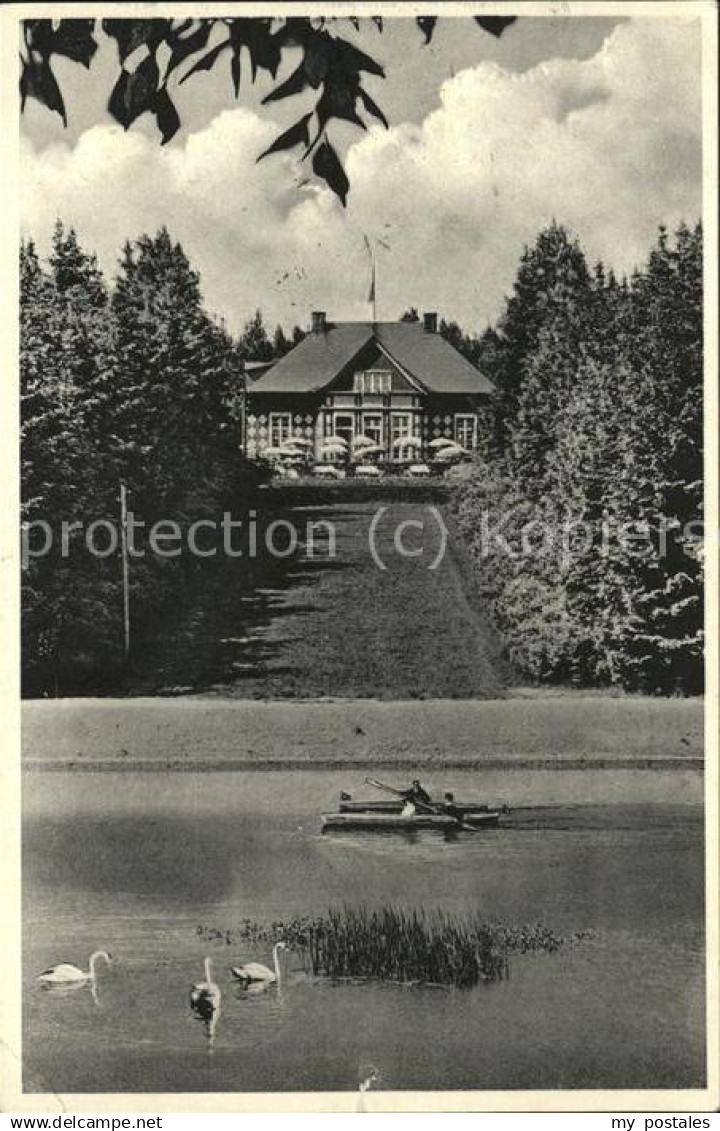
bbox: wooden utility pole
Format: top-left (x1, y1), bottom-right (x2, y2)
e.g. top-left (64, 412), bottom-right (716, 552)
top-left (119, 480), bottom-right (130, 660)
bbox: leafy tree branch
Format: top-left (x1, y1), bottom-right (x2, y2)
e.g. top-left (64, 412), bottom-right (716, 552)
top-left (20, 16), bottom-right (516, 203)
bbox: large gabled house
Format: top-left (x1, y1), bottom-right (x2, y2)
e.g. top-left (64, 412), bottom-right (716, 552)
top-left (245, 311), bottom-right (493, 463)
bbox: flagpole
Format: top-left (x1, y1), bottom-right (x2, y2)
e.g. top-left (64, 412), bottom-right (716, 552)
top-left (364, 235), bottom-right (376, 323)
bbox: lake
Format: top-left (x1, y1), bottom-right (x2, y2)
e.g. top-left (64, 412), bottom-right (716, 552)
top-left (22, 767), bottom-right (705, 1095)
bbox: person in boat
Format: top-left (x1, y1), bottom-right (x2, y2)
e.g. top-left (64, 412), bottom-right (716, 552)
top-left (442, 791), bottom-right (462, 822)
top-left (400, 779), bottom-right (432, 815)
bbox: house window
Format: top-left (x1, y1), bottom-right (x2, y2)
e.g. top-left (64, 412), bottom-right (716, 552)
top-left (332, 412), bottom-right (355, 448)
top-left (390, 412), bottom-right (413, 459)
top-left (454, 413), bottom-right (477, 451)
top-left (270, 412), bottom-right (292, 448)
top-left (321, 412), bottom-right (354, 461)
top-left (353, 370), bottom-right (392, 395)
top-left (362, 413), bottom-right (384, 449)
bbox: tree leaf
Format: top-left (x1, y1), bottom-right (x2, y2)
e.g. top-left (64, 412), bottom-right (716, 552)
top-left (178, 37), bottom-right (231, 84)
top-left (299, 32), bottom-right (332, 88)
top-left (272, 17), bottom-right (311, 51)
top-left (20, 56), bottom-right (66, 125)
top-left (23, 20), bottom-right (53, 54)
top-left (358, 87), bottom-right (388, 128)
top-left (335, 37), bottom-right (385, 78)
top-left (228, 18), bottom-right (282, 80)
top-left (49, 20), bottom-right (98, 68)
top-left (108, 56), bottom-right (160, 129)
top-left (257, 113), bottom-right (312, 161)
top-left (154, 87), bottom-right (181, 145)
top-left (103, 19), bottom-right (168, 63)
top-left (474, 16), bottom-right (517, 38)
top-left (248, 26), bottom-right (283, 80)
top-left (312, 138), bottom-right (349, 205)
top-left (165, 20), bottom-right (213, 76)
top-left (262, 62), bottom-right (308, 104)
top-left (416, 17), bottom-right (437, 44)
top-left (316, 73), bottom-right (365, 132)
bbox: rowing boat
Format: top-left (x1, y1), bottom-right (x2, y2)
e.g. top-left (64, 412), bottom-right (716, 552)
top-left (321, 810), bottom-right (501, 832)
top-left (338, 798), bottom-right (492, 815)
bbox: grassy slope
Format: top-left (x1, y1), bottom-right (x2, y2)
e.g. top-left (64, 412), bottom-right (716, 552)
top-left (122, 499), bottom-right (511, 699)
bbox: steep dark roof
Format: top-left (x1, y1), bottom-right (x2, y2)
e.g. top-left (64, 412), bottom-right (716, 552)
top-left (248, 321), bottom-right (493, 395)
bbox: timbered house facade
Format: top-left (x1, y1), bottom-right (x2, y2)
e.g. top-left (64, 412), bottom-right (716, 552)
top-left (245, 312), bottom-right (493, 462)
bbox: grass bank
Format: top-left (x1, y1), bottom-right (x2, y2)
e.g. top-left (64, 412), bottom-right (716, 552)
top-left (21, 696), bottom-right (703, 770)
top-left (107, 498), bottom-right (512, 699)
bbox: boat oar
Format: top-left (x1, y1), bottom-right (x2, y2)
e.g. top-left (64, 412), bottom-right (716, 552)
top-left (364, 776), bottom-right (406, 798)
top-left (364, 776), bottom-right (477, 832)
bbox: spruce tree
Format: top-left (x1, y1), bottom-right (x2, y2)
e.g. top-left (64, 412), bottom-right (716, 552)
top-left (273, 324), bottom-right (291, 357)
top-left (21, 234), bottom-right (120, 693)
top-left (454, 219), bottom-right (703, 694)
top-left (493, 222), bottom-right (592, 443)
top-left (111, 228), bottom-right (237, 513)
top-left (237, 309), bottom-right (274, 363)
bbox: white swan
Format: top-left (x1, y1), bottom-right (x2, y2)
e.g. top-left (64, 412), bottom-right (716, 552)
top-left (190, 956), bottom-right (221, 1017)
top-left (37, 950), bottom-right (111, 986)
top-left (231, 941), bottom-right (287, 986)
top-left (357, 1065), bottom-right (379, 1112)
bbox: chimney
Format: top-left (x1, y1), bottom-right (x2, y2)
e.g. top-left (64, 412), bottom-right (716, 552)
top-left (423, 311), bottom-right (437, 333)
top-left (311, 310), bottom-right (326, 334)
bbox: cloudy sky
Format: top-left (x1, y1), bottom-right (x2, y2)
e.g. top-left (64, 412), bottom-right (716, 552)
top-left (20, 14), bottom-right (702, 335)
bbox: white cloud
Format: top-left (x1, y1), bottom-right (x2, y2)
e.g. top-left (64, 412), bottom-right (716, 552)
top-left (21, 17), bottom-right (701, 334)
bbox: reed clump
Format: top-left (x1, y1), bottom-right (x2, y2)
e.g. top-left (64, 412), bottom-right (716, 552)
top-left (196, 905), bottom-right (575, 988)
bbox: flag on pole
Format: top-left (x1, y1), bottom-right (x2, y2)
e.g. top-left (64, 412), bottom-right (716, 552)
top-left (363, 235), bottom-right (376, 313)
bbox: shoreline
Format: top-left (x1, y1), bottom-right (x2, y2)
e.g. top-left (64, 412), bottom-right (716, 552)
top-left (22, 757), bottom-right (703, 772)
top-left (21, 695), bottom-right (704, 772)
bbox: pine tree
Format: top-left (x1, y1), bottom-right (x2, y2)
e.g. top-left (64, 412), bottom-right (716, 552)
top-left (21, 234), bottom-right (120, 693)
top-left (273, 324), bottom-right (291, 357)
top-left (21, 224), bottom-right (266, 695)
top-left (237, 309), bottom-right (274, 363)
top-left (493, 221), bottom-right (592, 442)
top-left (439, 318), bottom-right (479, 365)
top-left (453, 219), bottom-right (703, 694)
top-left (49, 219), bottom-right (106, 306)
top-left (111, 228), bottom-right (238, 513)
top-left (510, 306), bottom-right (588, 496)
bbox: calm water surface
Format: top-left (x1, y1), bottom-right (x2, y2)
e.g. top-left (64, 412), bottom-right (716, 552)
top-left (23, 768), bottom-right (704, 1093)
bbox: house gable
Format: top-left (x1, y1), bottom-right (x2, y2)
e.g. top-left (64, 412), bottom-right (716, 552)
top-left (246, 319), bottom-right (493, 397)
top-left (328, 341), bottom-right (422, 394)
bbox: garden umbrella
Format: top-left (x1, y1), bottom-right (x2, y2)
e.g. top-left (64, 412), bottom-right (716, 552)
top-left (429, 436), bottom-right (456, 449)
top-left (392, 435), bottom-right (422, 449)
top-left (434, 443), bottom-right (467, 461)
